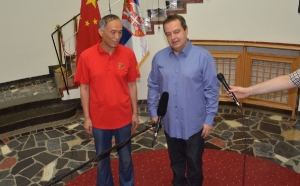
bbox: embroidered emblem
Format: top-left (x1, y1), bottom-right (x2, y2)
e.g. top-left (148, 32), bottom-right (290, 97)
top-left (118, 62), bottom-right (125, 69)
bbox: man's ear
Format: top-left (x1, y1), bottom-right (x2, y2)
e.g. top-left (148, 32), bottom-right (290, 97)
top-left (98, 28), bottom-right (103, 37)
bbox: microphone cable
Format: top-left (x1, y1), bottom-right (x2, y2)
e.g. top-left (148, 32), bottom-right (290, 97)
top-left (217, 72), bottom-right (247, 186)
top-left (228, 104), bottom-right (246, 186)
top-left (230, 103), bottom-right (247, 186)
top-left (239, 106), bottom-right (246, 186)
top-left (234, 104), bottom-right (251, 186)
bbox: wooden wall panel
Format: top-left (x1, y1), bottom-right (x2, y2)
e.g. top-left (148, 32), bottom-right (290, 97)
top-left (193, 40), bottom-right (300, 116)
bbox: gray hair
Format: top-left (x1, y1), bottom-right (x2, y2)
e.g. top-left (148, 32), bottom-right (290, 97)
top-left (98, 14), bottom-right (120, 30)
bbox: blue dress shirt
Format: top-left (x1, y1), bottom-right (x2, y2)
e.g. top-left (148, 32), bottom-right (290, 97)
top-left (147, 40), bottom-right (219, 140)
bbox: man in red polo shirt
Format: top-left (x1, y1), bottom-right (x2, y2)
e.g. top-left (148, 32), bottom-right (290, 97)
top-left (74, 14), bottom-right (140, 186)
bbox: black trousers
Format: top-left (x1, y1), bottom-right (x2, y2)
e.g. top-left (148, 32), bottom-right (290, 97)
top-left (165, 130), bottom-right (205, 186)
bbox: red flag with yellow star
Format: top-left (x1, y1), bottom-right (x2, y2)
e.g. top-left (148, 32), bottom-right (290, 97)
top-left (76, 0), bottom-right (101, 61)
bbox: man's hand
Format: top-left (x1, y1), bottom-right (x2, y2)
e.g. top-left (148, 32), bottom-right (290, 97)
top-left (227, 86), bottom-right (251, 99)
top-left (132, 113), bottom-right (139, 130)
top-left (151, 117), bottom-right (158, 124)
top-left (84, 118), bottom-right (93, 135)
top-left (201, 124), bottom-right (213, 139)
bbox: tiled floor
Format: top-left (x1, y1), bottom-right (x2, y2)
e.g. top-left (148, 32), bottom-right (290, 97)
top-left (0, 76), bottom-right (300, 185)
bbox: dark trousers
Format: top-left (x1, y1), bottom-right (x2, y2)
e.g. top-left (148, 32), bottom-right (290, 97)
top-left (165, 130), bottom-right (205, 186)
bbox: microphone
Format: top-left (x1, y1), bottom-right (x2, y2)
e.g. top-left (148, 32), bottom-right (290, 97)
top-left (152, 92), bottom-right (169, 147)
top-left (217, 73), bottom-right (242, 109)
top-left (154, 92), bottom-right (169, 137)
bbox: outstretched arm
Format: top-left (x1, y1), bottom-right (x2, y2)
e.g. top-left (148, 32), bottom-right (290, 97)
top-left (229, 75), bottom-right (296, 99)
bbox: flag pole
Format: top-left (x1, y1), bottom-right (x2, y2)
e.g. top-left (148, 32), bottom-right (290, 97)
top-left (108, 0), bottom-right (111, 14)
top-left (157, 0), bottom-right (160, 29)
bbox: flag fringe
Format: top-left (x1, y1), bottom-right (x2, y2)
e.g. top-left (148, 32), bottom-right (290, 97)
top-left (138, 51), bottom-right (150, 68)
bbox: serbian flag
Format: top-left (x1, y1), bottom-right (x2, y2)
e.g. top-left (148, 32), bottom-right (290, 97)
top-left (76, 0), bottom-right (101, 61)
top-left (120, 0), bottom-right (149, 67)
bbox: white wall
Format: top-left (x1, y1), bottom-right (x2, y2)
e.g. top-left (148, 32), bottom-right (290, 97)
top-left (1, 0), bottom-right (300, 100)
top-left (0, 0), bottom-right (80, 83)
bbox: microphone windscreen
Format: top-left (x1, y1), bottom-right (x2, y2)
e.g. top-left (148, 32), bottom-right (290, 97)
top-left (217, 73), bottom-right (225, 81)
top-left (157, 92), bottom-right (169, 117)
top-left (217, 73), bottom-right (230, 90)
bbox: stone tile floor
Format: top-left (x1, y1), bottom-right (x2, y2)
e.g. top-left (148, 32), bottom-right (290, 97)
top-left (1, 76), bottom-right (300, 185)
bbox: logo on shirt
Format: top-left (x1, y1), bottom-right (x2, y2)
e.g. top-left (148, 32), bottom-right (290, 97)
top-left (118, 62), bottom-right (125, 69)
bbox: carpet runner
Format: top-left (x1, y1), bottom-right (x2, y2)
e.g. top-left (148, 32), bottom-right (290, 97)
top-left (66, 149), bottom-right (300, 186)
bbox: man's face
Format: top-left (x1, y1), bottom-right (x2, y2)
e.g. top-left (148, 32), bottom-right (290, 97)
top-left (99, 19), bottom-right (122, 50)
top-left (164, 19), bottom-right (188, 55)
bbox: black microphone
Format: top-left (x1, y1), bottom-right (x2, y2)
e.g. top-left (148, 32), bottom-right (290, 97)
top-left (151, 92), bottom-right (169, 148)
top-left (217, 73), bottom-right (242, 109)
top-left (154, 92), bottom-right (169, 138)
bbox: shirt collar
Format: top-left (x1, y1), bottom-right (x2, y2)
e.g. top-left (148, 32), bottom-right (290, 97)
top-left (168, 39), bottom-right (192, 57)
top-left (97, 39), bottom-right (120, 55)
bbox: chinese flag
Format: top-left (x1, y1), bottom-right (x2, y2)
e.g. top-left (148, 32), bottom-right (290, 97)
top-left (76, 0), bottom-right (101, 61)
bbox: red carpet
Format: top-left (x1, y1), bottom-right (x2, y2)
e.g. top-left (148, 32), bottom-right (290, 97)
top-left (66, 149), bottom-right (300, 186)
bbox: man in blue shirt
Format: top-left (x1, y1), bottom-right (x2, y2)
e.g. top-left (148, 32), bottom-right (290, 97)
top-left (147, 14), bottom-right (219, 186)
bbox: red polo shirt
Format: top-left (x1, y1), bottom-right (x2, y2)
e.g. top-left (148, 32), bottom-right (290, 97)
top-left (74, 41), bottom-right (140, 129)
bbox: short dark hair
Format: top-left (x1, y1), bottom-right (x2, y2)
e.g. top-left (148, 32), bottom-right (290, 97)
top-left (98, 14), bottom-right (120, 30)
top-left (163, 14), bottom-right (187, 31)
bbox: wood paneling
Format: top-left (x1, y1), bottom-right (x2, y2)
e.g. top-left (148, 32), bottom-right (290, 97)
top-left (192, 40), bottom-right (300, 117)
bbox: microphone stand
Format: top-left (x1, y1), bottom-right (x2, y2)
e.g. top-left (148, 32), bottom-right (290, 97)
top-left (44, 125), bottom-right (152, 186)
